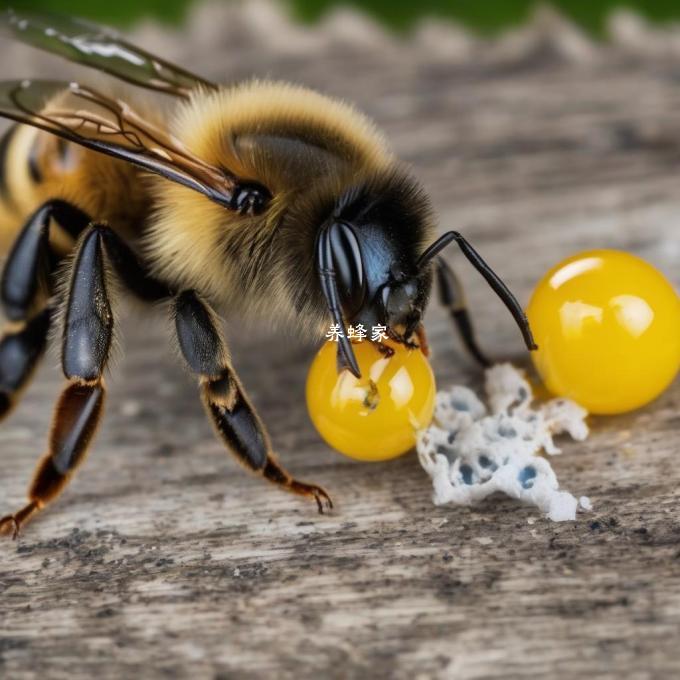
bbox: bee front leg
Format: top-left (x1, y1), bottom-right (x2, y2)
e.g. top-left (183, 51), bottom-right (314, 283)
top-left (0, 200), bottom-right (91, 421)
top-left (435, 256), bottom-right (491, 368)
top-left (173, 291), bottom-right (333, 514)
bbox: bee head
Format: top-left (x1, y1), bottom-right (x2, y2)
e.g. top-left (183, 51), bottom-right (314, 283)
top-left (315, 173), bottom-right (435, 377)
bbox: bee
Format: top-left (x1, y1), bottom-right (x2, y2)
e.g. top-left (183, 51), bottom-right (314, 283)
top-left (0, 10), bottom-right (536, 538)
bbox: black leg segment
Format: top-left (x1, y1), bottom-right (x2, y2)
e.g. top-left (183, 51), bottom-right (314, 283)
top-left (62, 227), bottom-right (114, 381)
top-left (175, 290), bottom-right (228, 377)
top-left (435, 257), bottom-right (491, 368)
top-left (0, 307), bottom-right (52, 419)
top-left (418, 230), bottom-right (537, 352)
top-left (61, 224), bottom-right (171, 380)
top-left (174, 290), bottom-right (332, 513)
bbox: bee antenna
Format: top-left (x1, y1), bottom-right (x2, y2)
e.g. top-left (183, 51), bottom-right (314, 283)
top-left (418, 231), bottom-right (537, 351)
top-left (316, 223), bottom-right (362, 378)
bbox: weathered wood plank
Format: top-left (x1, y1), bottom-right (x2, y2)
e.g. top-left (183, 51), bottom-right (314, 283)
top-left (1, 4), bottom-right (679, 679)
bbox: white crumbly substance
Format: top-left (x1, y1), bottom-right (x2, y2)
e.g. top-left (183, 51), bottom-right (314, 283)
top-left (417, 364), bottom-right (592, 522)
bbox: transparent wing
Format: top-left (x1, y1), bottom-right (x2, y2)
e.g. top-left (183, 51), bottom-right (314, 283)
top-left (0, 79), bottom-right (235, 206)
top-left (1, 9), bottom-right (217, 98)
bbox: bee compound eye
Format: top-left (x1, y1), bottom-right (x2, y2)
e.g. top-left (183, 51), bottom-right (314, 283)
top-left (231, 183), bottom-right (271, 216)
top-left (329, 221), bottom-right (366, 319)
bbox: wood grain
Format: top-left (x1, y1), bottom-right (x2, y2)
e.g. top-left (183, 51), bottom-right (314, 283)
top-left (1, 4), bottom-right (679, 679)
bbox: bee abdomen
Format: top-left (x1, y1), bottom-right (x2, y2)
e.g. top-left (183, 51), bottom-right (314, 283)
top-left (0, 123), bottom-right (49, 253)
top-left (0, 125), bottom-right (19, 214)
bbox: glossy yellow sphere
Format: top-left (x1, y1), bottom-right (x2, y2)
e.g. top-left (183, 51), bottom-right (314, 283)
top-left (306, 340), bottom-right (436, 461)
top-left (527, 249), bottom-right (680, 414)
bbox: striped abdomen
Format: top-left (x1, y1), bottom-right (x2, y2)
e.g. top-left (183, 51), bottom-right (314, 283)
top-left (0, 121), bottom-right (152, 256)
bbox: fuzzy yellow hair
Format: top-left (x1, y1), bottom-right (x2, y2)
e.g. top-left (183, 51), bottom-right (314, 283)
top-left (144, 80), bottom-right (396, 331)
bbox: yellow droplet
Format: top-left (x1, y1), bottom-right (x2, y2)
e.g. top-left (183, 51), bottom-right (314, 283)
top-left (527, 249), bottom-right (680, 414)
top-left (306, 340), bottom-right (435, 461)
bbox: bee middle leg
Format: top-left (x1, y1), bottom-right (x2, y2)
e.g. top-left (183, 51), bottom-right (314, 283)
top-left (0, 200), bottom-right (91, 420)
top-left (0, 223), bottom-right (169, 538)
top-left (173, 290), bottom-right (333, 514)
top-left (435, 256), bottom-right (491, 368)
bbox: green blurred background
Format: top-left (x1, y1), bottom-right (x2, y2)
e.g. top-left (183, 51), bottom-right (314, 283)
top-left (6, 0), bottom-right (680, 35)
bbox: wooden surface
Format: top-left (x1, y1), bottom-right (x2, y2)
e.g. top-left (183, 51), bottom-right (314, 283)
top-left (1, 4), bottom-right (680, 678)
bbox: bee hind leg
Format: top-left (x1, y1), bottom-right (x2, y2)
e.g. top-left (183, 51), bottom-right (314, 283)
top-left (0, 223), bottom-right (112, 538)
top-left (0, 200), bottom-right (91, 422)
top-left (173, 290), bottom-right (333, 514)
top-left (435, 256), bottom-right (491, 368)
top-left (0, 225), bottom-right (124, 538)
top-left (0, 222), bottom-right (171, 537)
